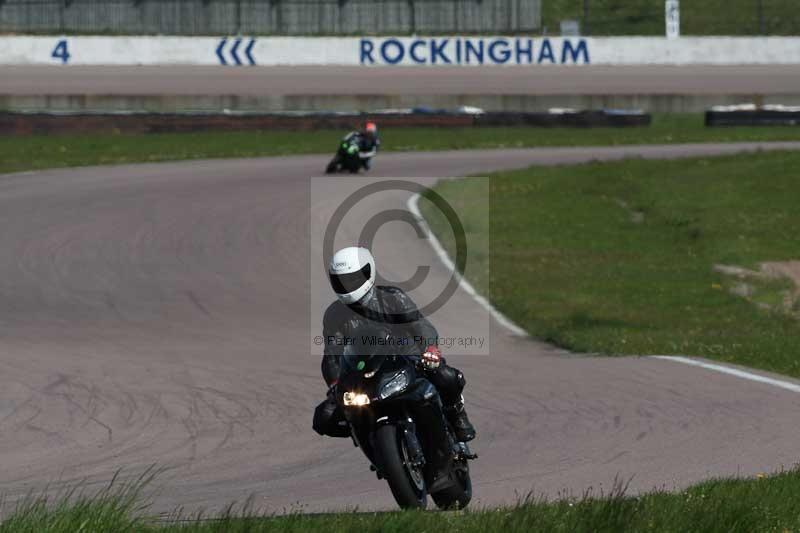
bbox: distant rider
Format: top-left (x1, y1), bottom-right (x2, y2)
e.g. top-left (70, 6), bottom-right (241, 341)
top-left (343, 121), bottom-right (380, 170)
top-left (313, 246), bottom-right (476, 442)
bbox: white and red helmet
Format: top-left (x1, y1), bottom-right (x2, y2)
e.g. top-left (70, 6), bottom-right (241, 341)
top-left (328, 247), bottom-right (376, 305)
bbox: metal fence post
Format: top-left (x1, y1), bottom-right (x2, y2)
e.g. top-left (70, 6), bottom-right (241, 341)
top-left (408, 0), bottom-right (415, 34)
top-left (270, 0), bottom-right (282, 35)
top-left (58, 0), bottom-right (65, 33)
top-left (757, 0), bottom-right (765, 34)
top-left (63, 0), bottom-right (73, 33)
top-left (583, 0), bottom-right (590, 35)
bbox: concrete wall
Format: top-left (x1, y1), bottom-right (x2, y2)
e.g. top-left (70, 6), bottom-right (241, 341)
top-left (0, 0), bottom-right (540, 35)
top-left (2, 35), bottom-right (800, 66)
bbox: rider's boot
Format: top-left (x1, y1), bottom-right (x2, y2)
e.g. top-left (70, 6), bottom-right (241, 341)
top-left (444, 396), bottom-right (476, 442)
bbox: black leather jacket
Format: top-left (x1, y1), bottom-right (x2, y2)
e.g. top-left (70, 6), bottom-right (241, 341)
top-left (321, 285), bottom-right (437, 386)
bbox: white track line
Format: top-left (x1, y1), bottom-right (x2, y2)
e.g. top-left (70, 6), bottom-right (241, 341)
top-left (407, 192), bottom-right (528, 337)
top-left (653, 356), bottom-right (800, 393)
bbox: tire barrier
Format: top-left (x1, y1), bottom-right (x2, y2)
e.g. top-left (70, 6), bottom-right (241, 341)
top-left (0, 109), bottom-right (650, 136)
top-left (474, 110), bottom-right (650, 128)
top-left (705, 105), bottom-right (800, 127)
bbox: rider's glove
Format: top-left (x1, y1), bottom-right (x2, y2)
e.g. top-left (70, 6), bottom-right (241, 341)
top-left (421, 345), bottom-right (442, 370)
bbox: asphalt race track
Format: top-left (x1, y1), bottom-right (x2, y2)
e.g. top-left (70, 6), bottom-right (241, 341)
top-left (1, 65), bottom-right (799, 96)
top-left (2, 143), bottom-right (800, 514)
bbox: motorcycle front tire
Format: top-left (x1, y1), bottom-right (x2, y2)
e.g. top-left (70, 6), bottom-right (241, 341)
top-left (325, 155), bottom-right (340, 174)
top-left (374, 424), bottom-right (427, 509)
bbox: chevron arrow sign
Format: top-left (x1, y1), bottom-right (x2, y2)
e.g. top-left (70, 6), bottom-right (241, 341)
top-left (216, 38), bottom-right (257, 66)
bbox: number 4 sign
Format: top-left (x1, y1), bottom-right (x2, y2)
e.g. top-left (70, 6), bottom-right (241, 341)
top-left (52, 39), bottom-right (71, 64)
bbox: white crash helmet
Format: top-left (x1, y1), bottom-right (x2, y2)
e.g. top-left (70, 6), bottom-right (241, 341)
top-left (328, 246), bottom-right (376, 305)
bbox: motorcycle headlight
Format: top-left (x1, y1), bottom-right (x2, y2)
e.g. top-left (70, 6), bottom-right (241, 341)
top-left (343, 392), bottom-right (370, 407)
top-left (379, 371), bottom-right (409, 400)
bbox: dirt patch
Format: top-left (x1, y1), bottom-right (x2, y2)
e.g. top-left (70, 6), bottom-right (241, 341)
top-left (761, 261), bottom-right (800, 290)
top-left (714, 261), bottom-right (800, 315)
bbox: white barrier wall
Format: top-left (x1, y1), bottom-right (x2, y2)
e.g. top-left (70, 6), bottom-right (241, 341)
top-left (2, 36), bottom-right (800, 66)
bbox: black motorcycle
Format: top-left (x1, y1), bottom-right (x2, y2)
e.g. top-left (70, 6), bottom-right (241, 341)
top-left (325, 137), bottom-right (365, 174)
top-left (335, 339), bottom-right (476, 510)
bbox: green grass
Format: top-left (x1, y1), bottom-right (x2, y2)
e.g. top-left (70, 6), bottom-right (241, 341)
top-left (3, 469), bottom-right (800, 532)
top-left (0, 470), bottom-right (154, 533)
top-left (542, 0), bottom-right (800, 36)
top-left (3, 114), bottom-right (800, 175)
top-left (419, 150), bottom-right (800, 377)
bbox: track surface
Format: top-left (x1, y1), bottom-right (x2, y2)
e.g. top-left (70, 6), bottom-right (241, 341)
top-left (1, 65), bottom-right (799, 95)
top-left (1, 143), bottom-right (800, 514)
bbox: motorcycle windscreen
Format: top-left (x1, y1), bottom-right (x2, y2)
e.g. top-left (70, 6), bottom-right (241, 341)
top-left (341, 341), bottom-right (386, 375)
top-left (338, 322), bottom-right (410, 375)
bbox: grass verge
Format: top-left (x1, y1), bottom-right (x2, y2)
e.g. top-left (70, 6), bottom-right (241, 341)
top-left (3, 114), bottom-right (800, 175)
top-left (419, 150), bottom-right (800, 377)
top-left (3, 469), bottom-right (800, 532)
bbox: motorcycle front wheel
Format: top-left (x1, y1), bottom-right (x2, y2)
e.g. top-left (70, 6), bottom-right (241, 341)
top-left (374, 424), bottom-right (427, 509)
top-left (325, 155), bottom-right (340, 174)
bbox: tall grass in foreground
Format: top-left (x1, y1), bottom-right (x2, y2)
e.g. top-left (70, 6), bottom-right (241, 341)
top-left (2, 468), bottom-right (800, 532)
top-left (0, 469), bottom-right (156, 533)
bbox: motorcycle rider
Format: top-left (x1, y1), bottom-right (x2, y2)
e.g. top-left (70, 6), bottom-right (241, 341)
top-left (313, 246), bottom-right (476, 442)
top-left (343, 121), bottom-right (380, 170)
